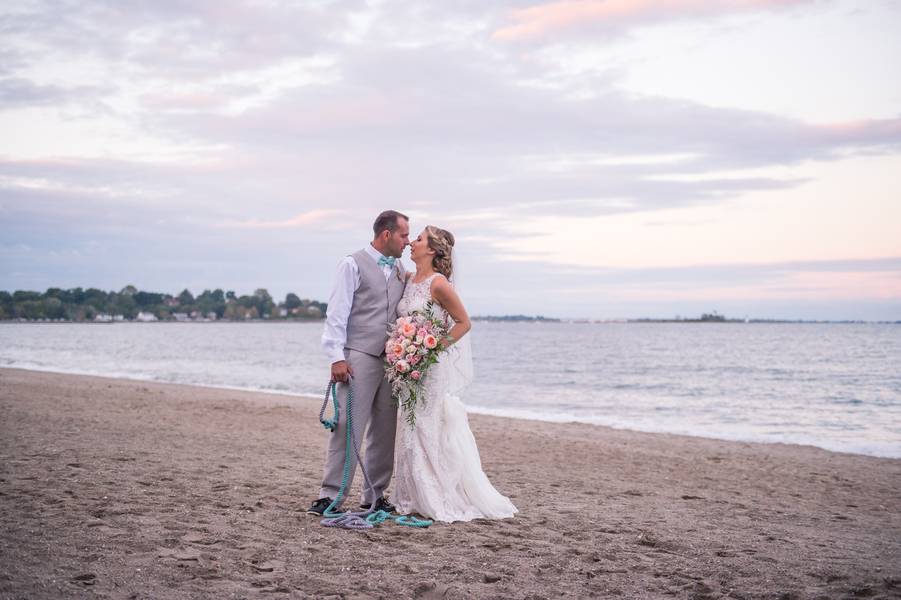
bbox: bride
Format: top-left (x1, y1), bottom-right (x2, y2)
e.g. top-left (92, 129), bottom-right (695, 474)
top-left (392, 225), bottom-right (518, 523)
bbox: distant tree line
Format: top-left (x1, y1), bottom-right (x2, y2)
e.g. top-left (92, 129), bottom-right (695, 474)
top-left (0, 286), bottom-right (327, 322)
top-left (472, 314), bottom-right (561, 322)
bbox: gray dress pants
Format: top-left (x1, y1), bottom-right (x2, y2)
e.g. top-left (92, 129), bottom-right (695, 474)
top-left (318, 349), bottom-right (397, 507)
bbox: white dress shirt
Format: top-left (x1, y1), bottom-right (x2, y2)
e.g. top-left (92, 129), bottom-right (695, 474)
top-left (321, 244), bottom-right (397, 364)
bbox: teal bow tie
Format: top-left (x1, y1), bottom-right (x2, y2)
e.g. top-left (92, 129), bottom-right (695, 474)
top-left (377, 255), bottom-right (396, 268)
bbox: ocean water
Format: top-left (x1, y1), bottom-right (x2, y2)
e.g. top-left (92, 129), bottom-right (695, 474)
top-left (1, 321), bottom-right (899, 458)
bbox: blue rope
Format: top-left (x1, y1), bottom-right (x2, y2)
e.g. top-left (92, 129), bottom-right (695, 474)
top-left (318, 380), bottom-right (432, 530)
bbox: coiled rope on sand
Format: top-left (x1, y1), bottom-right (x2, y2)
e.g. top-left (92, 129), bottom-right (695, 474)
top-left (318, 380), bottom-right (432, 530)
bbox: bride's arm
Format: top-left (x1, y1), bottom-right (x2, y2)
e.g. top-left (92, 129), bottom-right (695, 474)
top-left (430, 276), bottom-right (471, 346)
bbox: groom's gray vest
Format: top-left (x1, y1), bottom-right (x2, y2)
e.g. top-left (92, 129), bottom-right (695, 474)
top-left (345, 249), bottom-right (406, 357)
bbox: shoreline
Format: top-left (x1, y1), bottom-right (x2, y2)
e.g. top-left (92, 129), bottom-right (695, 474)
top-left (1, 367), bottom-right (900, 598)
top-left (1, 364), bottom-right (897, 460)
top-left (0, 364), bottom-right (325, 403)
top-left (4, 319), bottom-right (901, 324)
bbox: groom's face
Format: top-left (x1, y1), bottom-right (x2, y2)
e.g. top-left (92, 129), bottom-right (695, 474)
top-left (385, 218), bottom-right (410, 258)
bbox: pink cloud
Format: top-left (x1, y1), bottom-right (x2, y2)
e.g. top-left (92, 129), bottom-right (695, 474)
top-left (813, 117), bottom-right (901, 145)
top-left (218, 209), bottom-right (345, 229)
top-left (493, 0), bottom-right (810, 42)
top-left (782, 271), bottom-right (901, 300)
top-left (140, 91), bottom-right (231, 112)
top-left (601, 269), bottom-right (901, 302)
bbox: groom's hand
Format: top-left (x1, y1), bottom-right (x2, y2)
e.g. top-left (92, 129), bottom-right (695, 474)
top-left (331, 360), bottom-right (353, 383)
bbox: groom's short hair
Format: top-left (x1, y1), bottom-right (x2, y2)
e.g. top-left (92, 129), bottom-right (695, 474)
top-left (373, 210), bottom-right (408, 237)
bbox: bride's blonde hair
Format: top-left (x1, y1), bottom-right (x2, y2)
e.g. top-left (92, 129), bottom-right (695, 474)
top-left (424, 225), bottom-right (455, 280)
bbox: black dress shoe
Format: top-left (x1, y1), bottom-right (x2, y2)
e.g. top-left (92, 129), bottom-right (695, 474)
top-left (360, 496), bottom-right (395, 513)
top-left (307, 497), bottom-right (334, 516)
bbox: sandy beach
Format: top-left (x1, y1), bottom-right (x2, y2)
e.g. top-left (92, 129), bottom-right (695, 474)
top-left (1, 367), bottom-right (899, 599)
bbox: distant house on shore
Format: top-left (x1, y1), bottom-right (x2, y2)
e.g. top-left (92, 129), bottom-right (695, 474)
top-left (136, 312), bottom-right (158, 322)
top-left (173, 312), bottom-right (190, 322)
top-left (205, 312), bottom-right (217, 321)
top-left (94, 313), bottom-right (113, 322)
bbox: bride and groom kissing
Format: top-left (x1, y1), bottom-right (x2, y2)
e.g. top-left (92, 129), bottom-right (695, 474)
top-left (307, 210), bottom-right (517, 524)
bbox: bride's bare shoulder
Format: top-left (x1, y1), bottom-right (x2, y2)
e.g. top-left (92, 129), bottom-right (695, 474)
top-left (429, 273), bottom-right (453, 295)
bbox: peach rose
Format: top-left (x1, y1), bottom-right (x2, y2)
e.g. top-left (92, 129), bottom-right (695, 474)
top-left (391, 343), bottom-right (405, 356)
top-left (424, 334), bottom-right (438, 349)
top-left (401, 322), bottom-right (417, 338)
top-left (395, 360), bottom-right (410, 373)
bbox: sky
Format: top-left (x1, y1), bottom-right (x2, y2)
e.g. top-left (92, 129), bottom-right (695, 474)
top-left (1, 0), bottom-right (900, 320)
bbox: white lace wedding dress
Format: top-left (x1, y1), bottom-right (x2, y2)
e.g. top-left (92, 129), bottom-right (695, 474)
top-left (392, 273), bottom-right (518, 523)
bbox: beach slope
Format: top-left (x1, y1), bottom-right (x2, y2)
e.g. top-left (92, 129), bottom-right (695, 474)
top-left (1, 367), bottom-right (899, 599)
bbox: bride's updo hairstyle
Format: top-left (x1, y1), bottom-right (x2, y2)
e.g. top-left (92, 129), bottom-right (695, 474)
top-left (424, 225), bottom-right (455, 280)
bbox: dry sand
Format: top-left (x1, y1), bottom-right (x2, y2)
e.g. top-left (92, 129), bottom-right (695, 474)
top-left (1, 367), bottom-right (899, 599)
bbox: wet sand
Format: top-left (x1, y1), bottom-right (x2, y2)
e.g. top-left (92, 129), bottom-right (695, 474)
top-left (1, 367), bottom-right (899, 599)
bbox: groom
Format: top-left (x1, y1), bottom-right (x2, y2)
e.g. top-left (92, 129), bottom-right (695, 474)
top-left (307, 210), bottom-right (410, 516)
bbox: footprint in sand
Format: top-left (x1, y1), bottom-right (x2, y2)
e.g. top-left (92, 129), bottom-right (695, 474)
top-left (413, 581), bottom-right (457, 599)
top-left (157, 547), bottom-right (202, 561)
top-left (249, 559), bottom-right (284, 573)
top-left (182, 532), bottom-right (222, 546)
top-left (70, 573), bottom-right (96, 586)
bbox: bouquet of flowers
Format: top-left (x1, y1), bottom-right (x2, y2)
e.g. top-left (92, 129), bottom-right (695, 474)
top-left (385, 300), bottom-right (448, 428)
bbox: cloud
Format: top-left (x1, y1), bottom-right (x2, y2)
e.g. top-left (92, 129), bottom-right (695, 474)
top-left (493, 0), bottom-right (814, 42)
top-left (218, 209), bottom-right (347, 229)
top-left (456, 251), bottom-right (901, 319)
top-left (0, 77), bottom-right (68, 108)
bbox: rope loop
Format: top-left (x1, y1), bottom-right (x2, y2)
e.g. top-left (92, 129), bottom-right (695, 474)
top-left (318, 381), bottom-right (340, 432)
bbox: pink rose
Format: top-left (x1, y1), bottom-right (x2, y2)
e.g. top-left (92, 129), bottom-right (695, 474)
top-left (410, 370), bottom-right (421, 380)
top-left (417, 328), bottom-right (428, 338)
top-left (409, 355), bottom-right (421, 365)
top-left (405, 353), bottom-right (415, 362)
top-left (395, 360), bottom-right (410, 373)
top-left (424, 334), bottom-right (438, 349)
top-left (401, 322), bottom-right (417, 338)
top-left (390, 343), bottom-right (405, 356)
